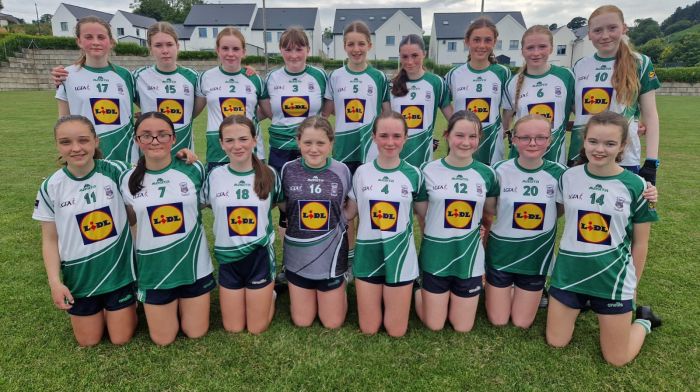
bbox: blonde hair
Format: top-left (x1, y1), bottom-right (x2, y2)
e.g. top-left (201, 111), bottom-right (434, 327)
top-left (279, 26), bottom-right (309, 49)
top-left (512, 114), bottom-right (552, 137)
top-left (147, 22), bottom-right (179, 47)
top-left (74, 16), bottom-right (115, 67)
top-left (514, 25), bottom-right (553, 111)
top-left (216, 27), bottom-right (246, 48)
top-left (465, 17), bottom-right (498, 65)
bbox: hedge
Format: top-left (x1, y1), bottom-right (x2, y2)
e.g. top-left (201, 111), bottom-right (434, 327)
top-left (655, 67), bottom-right (700, 84)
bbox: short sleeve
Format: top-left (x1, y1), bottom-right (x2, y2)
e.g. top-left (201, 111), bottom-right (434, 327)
top-left (324, 71), bottom-right (334, 101)
top-left (639, 56), bottom-right (661, 95)
top-left (32, 183), bottom-right (55, 222)
top-left (56, 82), bottom-right (67, 101)
top-left (439, 76), bottom-right (451, 109)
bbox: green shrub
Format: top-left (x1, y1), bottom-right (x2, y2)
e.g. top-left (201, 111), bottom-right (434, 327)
top-left (114, 43), bottom-right (148, 56)
top-left (656, 67), bottom-right (700, 83)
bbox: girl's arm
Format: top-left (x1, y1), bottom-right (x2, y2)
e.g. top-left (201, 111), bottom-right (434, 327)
top-left (41, 222), bottom-right (73, 309)
top-left (343, 198), bottom-right (358, 221)
top-left (193, 96), bottom-right (207, 118)
top-left (259, 99), bottom-right (272, 120)
top-left (501, 109), bottom-right (515, 132)
top-left (414, 201), bottom-right (428, 233)
top-left (57, 100), bottom-right (70, 117)
top-left (481, 197), bottom-right (497, 243)
top-left (321, 100), bottom-right (334, 118)
top-left (638, 91), bottom-right (660, 184)
top-left (631, 222), bottom-right (652, 286)
top-left (440, 105), bottom-right (454, 122)
top-left (556, 202), bottom-right (564, 217)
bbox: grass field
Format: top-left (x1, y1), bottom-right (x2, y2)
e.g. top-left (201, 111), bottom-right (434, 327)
top-left (0, 91), bottom-right (698, 391)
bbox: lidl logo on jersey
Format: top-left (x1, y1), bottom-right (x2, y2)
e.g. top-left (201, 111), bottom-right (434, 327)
top-left (443, 199), bottom-right (476, 229)
top-left (219, 97), bottom-right (246, 117)
top-left (299, 200), bottom-right (331, 231)
top-left (577, 210), bottom-right (611, 245)
top-left (227, 206), bottom-right (258, 236)
top-left (401, 105), bottom-right (424, 129)
top-left (512, 202), bottom-right (546, 231)
top-left (527, 102), bottom-right (555, 123)
top-left (148, 202), bottom-right (186, 237)
top-left (344, 98), bottom-right (366, 123)
top-left (282, 96), bottom-right (310, 118)
top-left (76, 206), bottom-right (117, 245)
top-left (465, 98), bottom-right (491, 123)
top-left (582, 87), bottom-right (613, 115)
top-left (370, 200), bottom-right (400, 232)
top-left (157, 98), bottom-right (185, 124)
top-left (90, 98), bottom-right (121, 125)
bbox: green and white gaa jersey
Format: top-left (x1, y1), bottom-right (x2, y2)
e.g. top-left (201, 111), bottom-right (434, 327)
top-left (56, 64), bottom-right (136, 162)
top-left (196, 66), bottom-right (264, 163)
top-left (486, 159), bottom-right (566, 276)
top-left (349, 160), bottom-right (422, 283)
top-left (32, 160), bottom-right (135, 298)
top-left (551, 165), bottom-right (658, 300)
top-left (503, 65), bottom-right (575, 165)
top-left (390, 72), bottom-right (451, 168)
top-left (445, 63), bottom-right (511, 165)
top-left (325, 65), bottom-right (389, 163)
top-left (204, 164), bottom-right (282, 265)
top-left (134, 65), bottom-right (198, 154)
top-left (120, 159), bottom-right (213, 291)
top-left (569, 54), bottom-right (660, 165)
top-left (262, 65), bottom-right (326, 151)
top-left (417, 159), bottom-right (498, 279)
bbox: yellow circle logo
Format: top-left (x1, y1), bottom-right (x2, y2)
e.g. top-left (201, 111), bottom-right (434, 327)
top-left (577, 212), bottom-right (611, 244)
top-left (220, 98), bottom-right (246, 117)
top-left (401, 105), bottom-right (424, 129)
top-left (158, 99), bottom-right (185, 123)
top-left (228, 207), bottom-right (257, 236)
top-left (80, 210), bottom-right (115, 242)
top-left (528, 103), bottom-right (554, 123)
top-left (370, 201), bottom-right (399, 231)
top-left (444, 200), bottom-right (474, 229)
top-left (282, 96), bottom-right (309, 117)
top-left (92, 98), bottom-right (120, 124)
top-left (300, 201), bottom-right (330, 230)
top-left (467, 98), bottom-right (490, 122)
top-left (582, 88), bottom-right (611, 114)
top-left (344, 99), bottom-right (365, 122)
top-left (513, 203), bottom-right (545, 230)
top-left (150, 205), bottom-right (184, 236)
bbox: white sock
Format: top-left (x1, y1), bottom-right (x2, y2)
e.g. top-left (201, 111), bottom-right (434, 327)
top-left (634, 318), bottom-right (652, 334)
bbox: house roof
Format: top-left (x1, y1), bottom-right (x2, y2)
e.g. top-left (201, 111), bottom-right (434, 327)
top-left (116, 10), bottom-right (157, 29)
top-left (251, 8), bottom-right (318, 30)
top-left (62, 3), bottom-right (113, 22)
top-left (433, 12), bottom-right (526, 39)
top-left (183, 4), bottom-right (256, 26)
top-left (332, 8), bottom-right (421, 34)
top-left (172, 24), bottom-right (194, 40)
top-left (0, 13), bottom-right (21, 24)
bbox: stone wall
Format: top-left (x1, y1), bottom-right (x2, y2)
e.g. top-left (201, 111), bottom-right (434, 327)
top-left (657, 82), bottom-right (700, 96)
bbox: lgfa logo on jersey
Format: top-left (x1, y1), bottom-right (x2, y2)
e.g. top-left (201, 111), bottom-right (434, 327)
top-left (401, 105), bottom-right (424, 129)
top-left (527, 102), bottom-right (555, 123)
top-left (577, 210), bottom-right (611, 245)
top-left (344, 98), bottom-right (366, 123)
top-left (219, 97), bottom-right (247, 117)
top-left (443, 199), bottom-right (476, 229)
top-left (465, 98), bottom-right (491, 123)
top-left (147, 202), bottom-right (186, 237)
top-left (90, 98), bottom-right (120, 125)
top-left (75, 206), bottom-right (117, 245)
top-left (299, 200), bottom-right (330, 231)
top-left (582, 87), bottom-right (613, 115)
top-left (512, 202), bottom-right (546, 231)
top-left (157, 98), bottom-right (185, 124)
top-left (370, 200), bottom-right (400, 232)
top-left (282, 96), bottom-right (310, 118)
top-left (227, 206), bottom-right (257, 236)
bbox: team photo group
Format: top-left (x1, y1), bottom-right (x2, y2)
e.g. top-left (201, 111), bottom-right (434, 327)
top-left (36, 3), bottom-right (663, 367)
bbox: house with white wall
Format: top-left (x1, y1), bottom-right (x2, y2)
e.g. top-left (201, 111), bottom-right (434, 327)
top-left (550, 26), bottom-right (577, 68)
top-left (571, 26), bottom-right (596, 66)
top-left (249, 8), bottom-right (321, 56)
top-left (180, 3), bottom-right (257, 51)
top-left (51, 3), bottom-right (113, 37)
top-left (111, 10), bottom-right (156, 46)
top-left (331, 8), bottom-right (422, 61)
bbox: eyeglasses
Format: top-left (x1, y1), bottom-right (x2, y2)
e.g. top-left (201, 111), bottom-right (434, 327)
top-left (512, 135), bottom-right (549, 145)
top-left (136, 134), bottom-right (173, 144)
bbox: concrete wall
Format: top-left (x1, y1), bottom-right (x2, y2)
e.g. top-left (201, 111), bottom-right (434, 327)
top-left (657, 82), bottom-right (700, 96)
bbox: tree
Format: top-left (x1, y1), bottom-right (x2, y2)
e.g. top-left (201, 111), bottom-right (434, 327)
top-left (566, 17), bottom-right (586, 30)
top-left (661, 2), bottom-right (700, 33)
top-left (0, 0), bottom-right (3, 12)
top-left (628, 18), bottom-right (661, 46)
top-left (130, 0), bottom-right (203, 23)
top-left (637, 38), bottom-right (665, 64)
top-left (663, 20), bottom-right (693, 36)
top-left (38, 14), bottom-right (52, 24)
top-left (548, 23), bottom-right (558, 31)
top-left (660, 33), bottom-right (700, 67)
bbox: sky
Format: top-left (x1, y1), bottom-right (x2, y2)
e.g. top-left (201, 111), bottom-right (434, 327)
top-left (4, 0), bottom-right (697, 32)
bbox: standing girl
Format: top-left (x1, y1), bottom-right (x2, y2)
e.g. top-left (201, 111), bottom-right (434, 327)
top-left (345, 111), bottom-right (422, 337)
top-left (34, 115), bottom-right (137, 346)
top-left (121, 112), bottom-right (214, 346)
top-left (390, 34), bottom-right (452, 169)
top-left (205, 115), bottom-right (280, 334)
top-left (445, 17), bottom-right (511, 165)
top-left (56, 17), bottom-right (136, 162)
top-left (281, 116), bottom-right (352, 329)
top-left (547, 111), bottom-right (659, 366)
top-left (414, 110), bottom-right (498, 332)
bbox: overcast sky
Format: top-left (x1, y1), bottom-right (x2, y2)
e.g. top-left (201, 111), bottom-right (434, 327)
top-left (5, 0), bottom-right (697, 32)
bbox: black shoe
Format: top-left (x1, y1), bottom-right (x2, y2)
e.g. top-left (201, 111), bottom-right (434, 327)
top-left (274, 271), bottom-right (288, 294)
top-left (636, 305), bottom-right (662, 329)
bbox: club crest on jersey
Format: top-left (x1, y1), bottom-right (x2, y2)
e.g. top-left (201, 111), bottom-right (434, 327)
top-left (184, 85), bottom-right (191, 95)
top-left (157, 98), bottom-right (185, 124)
top-left (527, 102), bottom-right (555, 123)
top-left (476, 184), bottom-right (484, 197)
top-left (331, 182), bottom-right (339, 197)
top-left (577, 210), bottom-right (611, 245)
top-left (148, 202), bottom-right (185, 237)
top-left (614, 196), bottom-right (625, 211)
top-left (90, 98), bottom-right (120, 125)
top-left (370, 200), bottom-right (399, 232)
top-left (344, 98), bottom-right (366, 123)
top-left (555, 86), bottom-right (562, 97)
top-left (546, 185), bottom-right (555, 198)
top-left (179, 182), bottom-right (189, 195)
top-left (401, 105), bottom-right (424, 129)
top-left (104, 185), bottom-right (114, 199)
top-left (299, 200), bottom-right (330, 231)
top-left (367, 85), bottom-right (374, 96)
top-left (76, 206), bottom-right (117, 245)
top-left (219, 97), bottom-right (246, 117)
top-left (308, 82), bottom-right (315, 92)
top-left (282, 96), bottom-right (310, 118)
top-left (492, 83), bottom-right (499, 94)
top-left (465, 98), bottom-right (491, 123)
top-left (581, 87), bottom-right (613, 115)
top-left (426, 90), bottom-right (432, 100)
top-left (443, 199), bottom-right (476, 229)
top-left (512, 202), bottom-right (546, 230)
top-left (227, 206), bottom-right (258, 236)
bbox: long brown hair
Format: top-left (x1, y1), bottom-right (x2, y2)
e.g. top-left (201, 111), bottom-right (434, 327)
top-left (391, 34), bottom-right (425, 97)
top-left (343, 21), bottom-right (371, 44)
top-left (129, 112), bottom-right (175, 195)
top-left (54, 115), bottom-right (103, 165)
top-left (217, 26), bottom-right (246, 48)
top-left (74, 16), bottom-right (115, 68)
top-left (514, 25), bottom-right (553, 110)
top-left (445, 110), bottom-right (483, 140)
top-left (297, 115), bottom-right (335, 142)
top-left (373, 111), bottom-right (407, 135)
top-left (279, 26), bottom-right (309, 49)
top-left (576, 111), bottom-right (629, 165)
top-left (465, 17), bottom-right (498, 65)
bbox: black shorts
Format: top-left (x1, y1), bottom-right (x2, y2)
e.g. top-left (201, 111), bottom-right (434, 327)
top-left (68, 283), bottom-right (136, 316)
top-left (356, 276), bottom-right (414, 287)
top-left (344, 161), bottom-right (361, 176)
top-left (286, 270), bottom-right (345, 292)
top-left (486, 267), bottom-right (546, 292)
top-left (422, 272), bottom-right (482, 298)
top-left (549, 287), bottom-right (633, 315)
top-left (218, 246), bottom-right (274, 290)
top-left (139, 274), bottom-right (216, 305)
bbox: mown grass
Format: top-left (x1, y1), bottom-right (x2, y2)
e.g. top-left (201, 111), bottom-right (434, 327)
top-left (0, 92), bottom-right (698, 391)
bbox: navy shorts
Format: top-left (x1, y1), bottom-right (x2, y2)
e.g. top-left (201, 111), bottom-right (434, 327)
top-left (286, 270), bottom-right (345, 292)
top-left (207, 161), bottom-right (227, 174)
top-left (68, 283), bottom-right (136, 316)
top-left (344, 161), bottom-right (361, 176)
top-left (356, 276), bottom-right (414, 287)
top-left (422, 272), bottom-right (482, 298)
top-left (549, 287), bottom-right (633, 315)
top-left (486, 267), bottom-right (546, 292)
top-left (621, 165), bottom-right (640, 174)
top-left (218, 246), bottom-right (274, 290)
top-left (139, 274), bottom-right (216, 305)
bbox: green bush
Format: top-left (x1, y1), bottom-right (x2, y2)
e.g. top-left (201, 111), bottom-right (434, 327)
top-left (113, 43), bottom-right (148, 56)
top-left (177, 50), bottom-right (218, 60)
top-left (656, 67), bottom-right (700, 83)
top-left (0, 34), bottom-right (78, 62)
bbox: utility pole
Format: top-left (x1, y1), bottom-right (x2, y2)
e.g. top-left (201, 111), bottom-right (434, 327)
top-left (35, 2), bottom-right (41, 34)
top-left (262, 0), bottom-right (268, 73)
top-left (481, 0), bottom-right (485, 13)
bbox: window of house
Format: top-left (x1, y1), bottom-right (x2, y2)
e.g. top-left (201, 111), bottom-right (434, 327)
top-left (117, 27), bottom-right (124, 36)
top-left (277, 31), bottom-right (283, 41)
top-left (265, 31), bottom-right (272, 42)
top-left (447, 41), bottom-right (457, 52)
top-left (509, 40), bottom-right (518, 50)
top-left (557, 45), bottom-right (567, 55)
top-left (212, 28), bottom-right (218, 37)
top-left (60, 22), bottom-right (68, 31)
top-left (386, 36), bottom-right (395, 46)
top-left (136, 29), bottom-right (140, 37)
top-left (198, 28), bottom-right (207, 38)
top-left (495, 40), bottom-right (502, 50)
